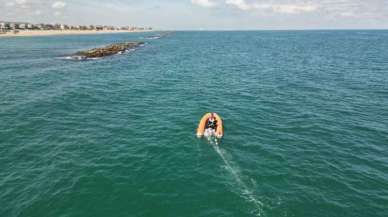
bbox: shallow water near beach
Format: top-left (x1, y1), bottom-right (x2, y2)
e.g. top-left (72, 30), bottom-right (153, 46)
top-left (1, 31), bottom-right (388, 217)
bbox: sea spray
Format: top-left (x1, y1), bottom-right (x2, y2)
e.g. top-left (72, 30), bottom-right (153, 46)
top-left (210, 141), bottom-right (264, 216)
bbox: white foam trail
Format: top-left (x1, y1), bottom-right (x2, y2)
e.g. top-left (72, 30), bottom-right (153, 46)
top-left (212, 143), bottom-right (264, 216)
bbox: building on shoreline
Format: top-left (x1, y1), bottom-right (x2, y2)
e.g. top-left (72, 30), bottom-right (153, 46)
top-left (0, 21), bottom-right (152, 33)
top-left (0, 22), bottom-right (6, 33)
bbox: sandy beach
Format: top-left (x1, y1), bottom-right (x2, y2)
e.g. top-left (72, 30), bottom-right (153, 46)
top-left (0, 29), bottom-right (151, 37)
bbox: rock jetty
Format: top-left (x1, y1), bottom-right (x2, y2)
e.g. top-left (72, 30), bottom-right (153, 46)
top-left (74, 42), bottom-right (144, 59)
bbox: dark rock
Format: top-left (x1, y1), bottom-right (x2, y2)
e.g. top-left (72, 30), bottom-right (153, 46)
top-left (75, 42), bottom-right (144, 58)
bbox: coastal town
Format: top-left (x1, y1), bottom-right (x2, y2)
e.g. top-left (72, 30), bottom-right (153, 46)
top-left (0, 21), bottom-right (153, 36)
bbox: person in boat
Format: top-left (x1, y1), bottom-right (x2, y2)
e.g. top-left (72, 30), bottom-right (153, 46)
top-left (205, 113), bottom-right (217, 130)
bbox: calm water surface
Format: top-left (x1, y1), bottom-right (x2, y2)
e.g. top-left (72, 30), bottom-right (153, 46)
top-left (1, 31), bottom-right (388, 217)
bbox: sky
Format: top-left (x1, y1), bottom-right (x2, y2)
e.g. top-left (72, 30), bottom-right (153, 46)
top-left (1, 0), bottom-right (388, 30)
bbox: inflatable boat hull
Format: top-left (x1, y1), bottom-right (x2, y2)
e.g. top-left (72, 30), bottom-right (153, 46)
top-left (196, 113), bottom-right (223, 138)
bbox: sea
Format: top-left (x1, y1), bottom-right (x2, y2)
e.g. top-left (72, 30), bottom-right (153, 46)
top-left (1, 31), bottom-right (387, 217)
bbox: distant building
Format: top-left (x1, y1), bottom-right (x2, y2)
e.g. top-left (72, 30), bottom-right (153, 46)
top-left (9, 23), bottom-right (16, 29)
top-left (0, 22), bottom-right (5, 30)
top-left (60, 24), bottom-right (70, 30)
top-left (103, 25), bottom-right (115, 31)
top-left (36, 24), bottom-right (44, 30)
top-left (44, 24), bottom-right (55, 30)
top-left (0, 22), bottom-right (34, 30)
top-left (2, 22), bottom-right (11, 30)
top-left (69, 25), bottom-right (80, 30)
top-left (0, 22), bottom-right (5, 33)
top-left (0, 21), bottom-right (149, 33)
top-left (18, 23), bottom-right (27, 29)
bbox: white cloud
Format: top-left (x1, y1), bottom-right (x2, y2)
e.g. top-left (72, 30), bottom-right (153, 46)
top-left (270, 4), bottom-right (318, 14)
top-left (6, 2), bottom-right (15, 7)
top-left (191, 0), bottom-right (216, 8)
top-left (194, 0), bottom-right (318, 14)
top-left (52, 1), bottom-right (66, 9)
top-left (225, 0), bottom-right (251, 10)
top-left (339, 12), bottom-right (355, 17)
top-left (15, 0), bottom-right (27, 4)
top-left (225, 1), bottom-right (318, 14)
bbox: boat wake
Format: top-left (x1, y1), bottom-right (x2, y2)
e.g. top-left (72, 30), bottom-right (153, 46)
top-left (210, 141), bottom-right (264, 216)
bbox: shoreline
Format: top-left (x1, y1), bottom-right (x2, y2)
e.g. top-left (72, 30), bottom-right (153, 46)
top-left (0, 29), bottom-right (153, 38)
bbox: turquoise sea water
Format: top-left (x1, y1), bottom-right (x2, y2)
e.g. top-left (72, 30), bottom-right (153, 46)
top-left (1, 31), bottom-right (388, 217)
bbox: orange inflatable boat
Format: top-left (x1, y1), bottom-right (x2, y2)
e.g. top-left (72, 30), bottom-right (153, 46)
top-left (196, 113), bottom-right (223, 138)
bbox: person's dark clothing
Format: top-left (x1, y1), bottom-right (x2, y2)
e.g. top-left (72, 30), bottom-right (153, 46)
top-left (206, 119), bottom-right (217, 130)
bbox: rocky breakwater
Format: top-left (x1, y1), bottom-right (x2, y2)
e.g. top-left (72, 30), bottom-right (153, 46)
top-left (73, 41), bottom-right (144, 59)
